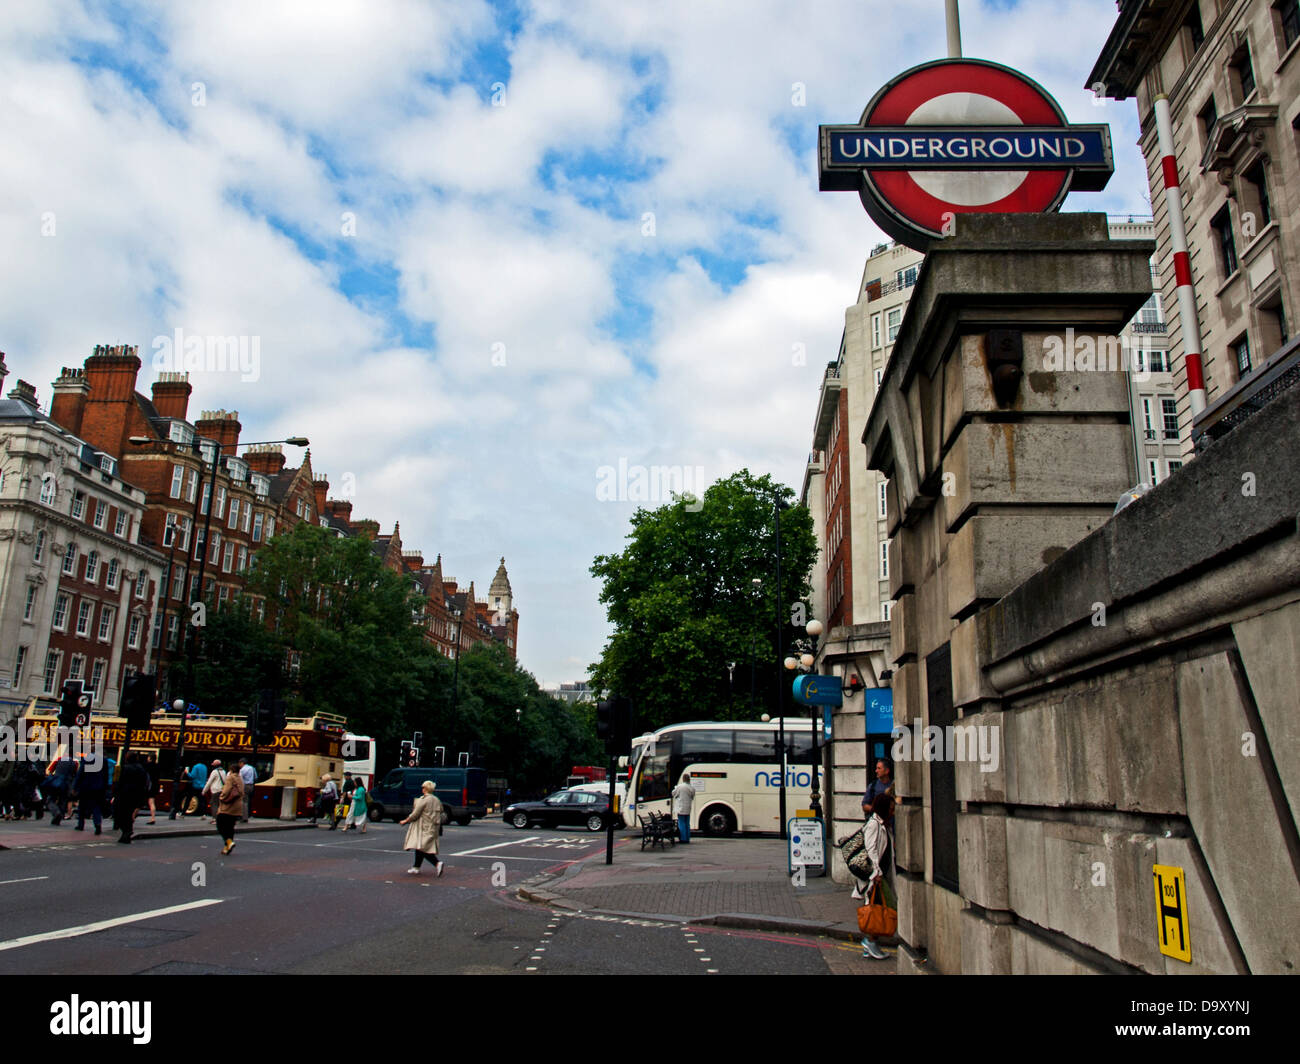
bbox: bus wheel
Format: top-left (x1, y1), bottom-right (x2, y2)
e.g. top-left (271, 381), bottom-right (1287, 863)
top-left (700, 806), bottom-right (735, 836)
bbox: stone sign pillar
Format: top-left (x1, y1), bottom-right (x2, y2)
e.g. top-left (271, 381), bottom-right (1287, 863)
top-left (861, 213), bottom-right (1153, 974)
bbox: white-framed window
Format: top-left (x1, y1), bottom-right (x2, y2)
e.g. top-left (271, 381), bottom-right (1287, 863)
top-left (52, 593), bottom-right (71, 631)
top-left (128, 615), bottom-right (142, 649)
top-left (1141, 397), bottom-right (1156, 440)
top-left (1167, 460), bottom-right (1184, 477)
top-left (171, 464), bottom-right (185, 499)
top-left (33, 529), bottom-right (46, 563)
top-left (210, 531), bottom-right (222, 565)
top-left (215, 486), bottom-right (226, 520)
top-left (881, 601), bottom-right (893, 622)
top-left (23, 585), bottom-right (38, 621)
top-left (172, 568), bottom-right (184, 600)
top-left (88, 660), bottom-right (105, 703)
top-left (871, 313), bottom-right (882, 349)
top-left (1161, 397), bottom-right (1179, 440)
top-left (1149, 348), bottom-right (1168, 373)
top-left (1147, 458), bottom-right (1161, 485)
top-left (266, 518), bottom-right (275, 539)
top-left (252, 513), bottom-right (265, 542)
top-left (878, 480), bottom-right (888, 519)
top-left (238, 546), bottom-right (248, 573)
top-left (887, 307), bottom-right (903, 343)
top-left (201, 482), bottom-right (211, 516)
top-left (84, 551), bottom-right (99, 583)
top-left (186, 469), bottom-right (198, 503)
top-left (242, 504), bottom-right (252, 533)
top-left (97, 606), bottom-right (115, 642)
top-left (169, 420), bottom-right (193, 446)
top-left (164, 513), bottom-right (179, 546)
top-left (194, 527), bottom-right (206, 560)
top-left (222, 542), bottom-right (234, 573)
top-left (75, 601), bottom-right (93, 637)
top-left (228, 497), bottom-right (240, 529)
top-left (874, 368), bottom-right (884, 390)
top-left (68, 654), bottom-right (85, 682)
top-left (896, 265), bottom-right (918, 289)
top-left (218, 585), bottom-right (229, 605)
top-left (93, 500), bottom-right (107, 529)
top-left (166, 615), bottom-right (179, 651)
top-left (114, 511), bottom-right (128, 537)
top-left (136, 568), bottom-right (148, 599)
top-left (12, 646), bottom-right (27, 687)
top-left (40, 476), bottom-right (58, 506)
top-left (880, 540), bottom-right (890, 580)
top-left (152, 616), bottom-right (163, 649)
top-left (71, 492), bottom-right (85, 519)
top-left (105, 559), bottom-right (120, 590)
top-left (295, 498), bottom-right (304, 518)
top-left (43, 650), bottom-right (62, 694)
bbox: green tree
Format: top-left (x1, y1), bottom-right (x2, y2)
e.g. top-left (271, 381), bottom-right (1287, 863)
top-left (589, 470), bottom-right (817, 732)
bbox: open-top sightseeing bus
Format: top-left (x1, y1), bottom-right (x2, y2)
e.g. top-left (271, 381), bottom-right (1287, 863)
top-left (624, 719), bottom-right (820, 835)
top-left (13, 697), bottom-right (349, 819)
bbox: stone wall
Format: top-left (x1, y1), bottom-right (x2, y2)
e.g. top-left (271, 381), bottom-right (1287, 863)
top-left (860, 213), bottom-right (1300, 974)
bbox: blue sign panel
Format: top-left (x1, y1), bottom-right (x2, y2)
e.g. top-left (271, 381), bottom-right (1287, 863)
top-left (827, 126), bottom-right (1111, 169)
top-left (864, 689), bottom-right (893, 735)
top-left (792, 673), bottom-right (842, 707)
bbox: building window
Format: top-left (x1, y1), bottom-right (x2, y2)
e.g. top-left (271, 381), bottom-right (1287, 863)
top-left (106, 559), bottom-right (120, 590)
top-left (252, 512), bottom-right (265, 542)
top-left (1141, 398), bottom-right (1156, 441)
top-left (210, 531), bottom-right (222, 565)
top-left (40, 476), bottom-right (57, 506)
top-left (880, 540), bottom-right (890, 580)
top-left (1167, 460), bottom-right (1184, 477)
top-left (128, 615), bottom-right (142, 649)
top-left (228, 497), bottom-right (240, 529)
top-left (13, 646), bottom-right (27, 687)
top-left (43, 651), bottom-right (61, 694)
top-left (1280, 0), bottom-right (1300, 51)
top-left (114, 511), bottom-right (128, 537)
top-left (871, 314), bottom-right (882, 348)
top-left (881, 602), bottom-right (892, 622)
top-left (167, 615), bottom-right (179, 651)
top-left (89, 660), bottom-right (105, 703)
top-left (136, 568), bottom-right (148, 599)
top-left (164, 513), bottom-right (178, 547)
top-left (1149, 348), bottom-right (1168, 373)
top-left (63, 544), bottom-right (77, 576)
top-left (1198, 96), bottom-right (1218, 147)
top-left (152, 616), bottom-right (162, 649)
top-left (1211, 206), bottom-right (1238, 277)
top-left (1184, 4), bottom-right (1205, 51)
top-left (1242, 162), bottom-right (1271, 231)
top-left (33, 530), bottom-right (45, 563)
top-left (186, 469), bottom-right (198, 502)
top-left (242, 504), bottom-right (252, 533)
top-left (75, 601), bottom-right (93, 637)
top-left (1234, 335), bottom-right (1253, 377)
top-left (71, 492), bottom-right (85, 520)
top-left (180, 516), bottom-right (192, 551)
top-left (68, 655), bottom-right (84, 682)
top-left (878, 480), bottom-right (888, 519)
top-left (84, 551), bottom-right (99, 583)
top-left (1161, 398), bottom-right (1180, 440)
top-left (874, 368), bottom-right (884, 390)
top-left (222, 542), bottom-right (234, 573)
top-left (1147, 459), bottom-right (1161, 486)
top-left (887, 308), bottom-right (903, 343)
top-left (93, 500), bottom-right (107, 529)
top-left (201, 482), bottom-right (211, 516)
top-left (172, 569), bottom-right (184, 600)
top-left (171, 464), bottom-right (185, 498)
top-left (1232, 45), bottom-right (1257, 102)
top-left (23, 585), bottom-right (38, 621)
top-left (238, 546), bottom-right (248, 573)
top-left (215, 486), bottom-right (226, 520)
top-left (896, 265), bottom-right (918, 289)
top-left (194, 527), bottom-right (206, 560)
top-left (98, 606), bottom-right (115, 642)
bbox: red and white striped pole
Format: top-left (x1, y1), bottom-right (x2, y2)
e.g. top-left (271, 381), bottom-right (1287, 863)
top-left (1153, 93), bottom-right (1208, 417)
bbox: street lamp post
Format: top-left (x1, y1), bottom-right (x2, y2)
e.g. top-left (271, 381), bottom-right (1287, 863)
top-left (132, 432), bottom-right (307, 818)
top-left (749, 577), bottom-right (762, 716)
top-left (785, 618), bottom-right (825, 821)
top-left (774, 497), bottom-right (788, 840)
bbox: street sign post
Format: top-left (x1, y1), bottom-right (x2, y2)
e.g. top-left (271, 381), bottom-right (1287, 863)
top-left (788, 817), bottom-right (826, 878)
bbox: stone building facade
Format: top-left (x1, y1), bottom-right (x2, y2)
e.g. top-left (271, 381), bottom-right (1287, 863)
top-left (1090, 0), bottom-right (1300, 447)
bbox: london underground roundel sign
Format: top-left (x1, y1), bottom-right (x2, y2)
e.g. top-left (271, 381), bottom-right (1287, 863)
top-left (819, 59), bottom-right (1113, 249)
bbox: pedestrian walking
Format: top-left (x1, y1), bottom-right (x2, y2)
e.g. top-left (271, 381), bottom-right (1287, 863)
top-left (400, 780), bottom-right (445, 876)
top-left (314, 774), bottom-right (338, 827)
top-left (188, 759), bottom-right (208, 816)
top-left (44, 757), bottom-right (77, 825)
top-left (672, 771), bottom-right (696, 844)
top-left (113, 754), bottom-right (149, 844)
top-left (172, 763), bottom-right (193, 820)
top-left (202, 760), bottom-right (227, 822)
top-left (215, 762), bottom-right (244, 855)
top-left (142, 753), bottom-right (159, 824)
top-left (857, 793), bottom-right (895, 960)
top-left (341, 778), bottom-right (368, 832)
top-left (74, 755), bottom-right (108, 835)
top-left (237, 758), bottom-right (256, 822)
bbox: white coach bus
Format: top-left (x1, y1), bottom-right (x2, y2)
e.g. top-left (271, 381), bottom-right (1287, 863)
top-left (623, 719), bottom-right (820, 835)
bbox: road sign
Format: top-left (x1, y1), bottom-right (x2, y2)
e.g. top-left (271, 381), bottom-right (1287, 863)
top-left (1153, 864), bottom-right (1191, 962)
top-left (788, 817), bottom-right (826, 876)
top-left (819, 58), bottom-right (1114, 249)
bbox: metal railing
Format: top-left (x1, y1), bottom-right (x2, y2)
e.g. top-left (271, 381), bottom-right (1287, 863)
top-left (1193, 334), bottom-right (1300, 447)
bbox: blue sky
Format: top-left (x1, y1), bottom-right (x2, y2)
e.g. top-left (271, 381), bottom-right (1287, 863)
top-left (0, 0), bottom-right (1147, 687)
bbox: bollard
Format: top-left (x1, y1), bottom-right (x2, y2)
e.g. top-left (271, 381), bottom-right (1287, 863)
top-left (279, 785), bottom-right (296, 820)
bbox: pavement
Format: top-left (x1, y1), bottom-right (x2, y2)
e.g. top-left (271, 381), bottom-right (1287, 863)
top-left (0, 814), bottom-right (314, 849)
top-left (517, 830), bottom-right (879, 946)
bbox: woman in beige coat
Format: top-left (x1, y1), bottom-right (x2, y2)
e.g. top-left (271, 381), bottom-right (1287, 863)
top-left (216, 763), bottom-right (244, 856)
top-left (400, 780), bottom-right (445, 876)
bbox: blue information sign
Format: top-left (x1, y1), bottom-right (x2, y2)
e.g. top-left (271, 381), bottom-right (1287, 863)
top-left (864, 689), bottom-right (893, 735)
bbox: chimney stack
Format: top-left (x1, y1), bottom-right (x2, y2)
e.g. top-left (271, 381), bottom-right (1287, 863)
top-left (195, 409), bottom-right (242, 455)
top-left (312, 475), bottom-right (330, 517)
top-left (0, 351), bottom-right (8, 393)
top-left (151, 372), bottom-right (192, 421)
top-left (325, 498), bottom-right (353, 522)
top-left (7, 379), bottom-right (39, 407)
top-left (50, 367), bottom-right (91, 435)
top-left (244, 443), bottom-right (286, 476)
top-left (83, 344), bottom-right (141, 402)
top-left (352, 518), bottom-right (380, 541)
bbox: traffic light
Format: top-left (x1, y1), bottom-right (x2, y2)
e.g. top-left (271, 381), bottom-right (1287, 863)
top-left (401, 740), bottom-right (418, 767)
top-left (597, 696), bottom-right (634, 756)
top-left (59, 680), bottom-right (85, 727)
top-left (434, 745), bottom-right (446, 766)
top-left (596, 699), bottom-right (614, 745)
top-left (250, 689), bottom-right (286, 746)
top-left (120, 673), bottom-right (157, 731)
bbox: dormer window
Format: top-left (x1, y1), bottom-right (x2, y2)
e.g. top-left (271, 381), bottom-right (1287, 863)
top-left (252, 474), bottom-right (270, 499)
top-left (168, 421), bottom-right (194, 447)
top-left (97, 454), bottom-right (116, 475)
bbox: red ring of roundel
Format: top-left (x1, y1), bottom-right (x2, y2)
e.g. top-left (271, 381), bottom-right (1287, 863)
top-left (865, 62), bottom-right (1070, 237)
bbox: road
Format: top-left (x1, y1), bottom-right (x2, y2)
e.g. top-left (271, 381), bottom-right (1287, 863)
top-left (0, 818), bottom-right (861, 975)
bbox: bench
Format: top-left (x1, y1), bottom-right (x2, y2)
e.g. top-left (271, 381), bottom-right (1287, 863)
top-left (639, 811), bottom-right (677, 851)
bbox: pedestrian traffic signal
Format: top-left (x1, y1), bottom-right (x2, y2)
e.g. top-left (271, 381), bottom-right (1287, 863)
top-left (59, 680), bottom-right (84, 727)
top-left (408, 747), bottom-right (420, 767)
top-left (434, 745), bottom-right (446, 766)
top-left (120, 673), bottom-right (156, 731)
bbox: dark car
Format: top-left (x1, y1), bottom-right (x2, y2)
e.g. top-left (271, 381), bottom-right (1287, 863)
top-left (369, 767), bottom-right (487, 826)
top-left (504, 789), bottom-right (612, 832)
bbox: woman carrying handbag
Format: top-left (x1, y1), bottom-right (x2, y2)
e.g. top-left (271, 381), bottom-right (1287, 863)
top-left (857, 793), bottom-right (896, 960)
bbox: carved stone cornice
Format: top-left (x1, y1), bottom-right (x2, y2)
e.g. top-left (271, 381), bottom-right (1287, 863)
top-left (1201, 104), bottom-right (1279, 177)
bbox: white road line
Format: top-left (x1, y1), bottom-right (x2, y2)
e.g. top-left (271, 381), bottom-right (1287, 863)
top-left (0, 876), bottom-right (50, 887)
top-left (448, 838), bottom-right (540, 856)
top-left (0, 899), bottom-right (224, 953)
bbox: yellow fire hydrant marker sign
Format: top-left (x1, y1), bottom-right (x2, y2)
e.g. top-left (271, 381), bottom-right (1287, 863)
top-left (1153, 864), bottom-right (1191, 962)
